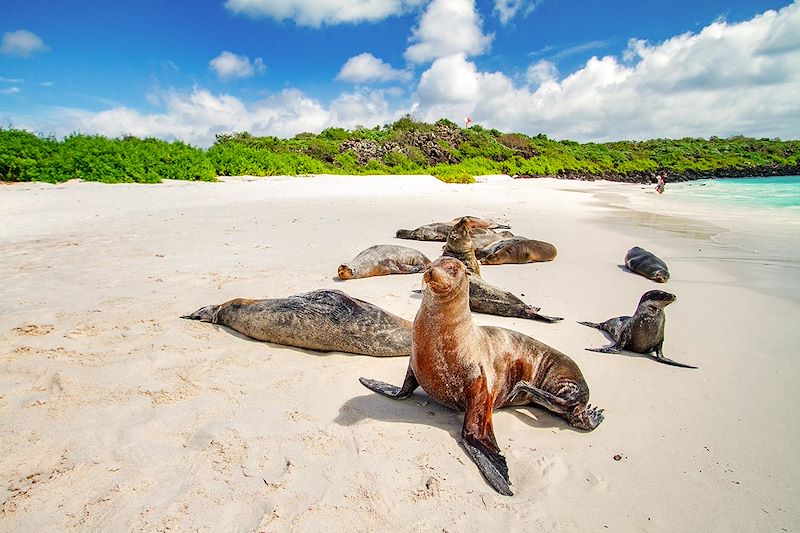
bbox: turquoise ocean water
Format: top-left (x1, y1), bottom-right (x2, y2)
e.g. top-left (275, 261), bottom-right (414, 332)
top-left (665, 175), bottom-right (800, 209)
top-left (640, 175), bottom-right (800, 302)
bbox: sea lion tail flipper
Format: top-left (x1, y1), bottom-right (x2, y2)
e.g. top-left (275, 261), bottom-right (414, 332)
top-left (586, 345), bottom-right (622, 354)
top-left (577, 320), bottom-right (602, 329)
top-left (653, 354), bottom-right (698, 369)
top-left (359, 366), bottom-right (419, 399)
top-left (531, 312), bottom-right (563, 323)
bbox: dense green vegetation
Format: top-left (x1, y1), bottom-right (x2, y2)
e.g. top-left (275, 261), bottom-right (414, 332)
top-left (2, 117), bottom-right (798, 184)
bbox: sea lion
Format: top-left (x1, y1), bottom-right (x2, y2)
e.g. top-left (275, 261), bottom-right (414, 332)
top-left (578, 289), bottom-right (696, 368)
top-left (440, 217), bottom-right (561, 322)
top-left (360, 257), bottom-right (603, 495)
top-left (477, 237), bottom-right (557, 265)
top-left (468, 276), bottom-right (563, 323)
top-left (624, 246), bottom-right (670, 283)
top-left (471, 230), bottom-right (515, 249)
top-left (182, 289), bottom-right (412, 357)
top-left (442, 216), bottom-right (482, 276)
top-left (338, 245), bottom-right (431, 280)
top-left (396, 216), bottom-right (510, 241)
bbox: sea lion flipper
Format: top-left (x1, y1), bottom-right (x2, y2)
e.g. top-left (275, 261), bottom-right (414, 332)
top-left (577, 320), bottom-right (601, 329)
top-left (359, 366), bottom-right (419, 399)
top-left (653, 354), bottom-right (698, 369)
top-left (530, 312), bottom-right (563, 323)
top-left (462, 377), bottom-right (512, 496)
top-left (586, 345), bottom-right (622, 354)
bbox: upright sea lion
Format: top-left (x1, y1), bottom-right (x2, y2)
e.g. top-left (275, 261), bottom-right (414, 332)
top-left (624, 246), bottom-right (670, 283)
top-left (338, 245), bottom-right (431, 280)
top-left (182, 289), bottom-right (412, 357)
top-left (477, 237), bottom-right (557, 265)
top-left (578, 290), bottom-right (696, 368)
top-left (442, 216), bottom-right (482, 276)
top-left (360, 257), bottom-right (603, 495)
top-left (396, 216), bottom-right (510, 241)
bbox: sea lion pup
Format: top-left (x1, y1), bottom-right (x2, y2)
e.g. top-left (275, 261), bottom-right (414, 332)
top-left (440, 218), bottom-right (562, 322)
top-left (624, 246), bottom-right (670, 283)
top-left (182, 289), bottom-right (412, 357)
top-left (337, 245), bottom-right (431, 280)
top-left (578, 290), bottom-right (697, 368)
top-left (360, 257), bottom-right (603, 495)
top-left (395, 216), bottom-right (510, 241)
top-left (477, 237), bottom-right (558, 265)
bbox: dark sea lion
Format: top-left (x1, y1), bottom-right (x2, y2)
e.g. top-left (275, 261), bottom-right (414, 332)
top-left (182, 289), bottom-right (412, 357)
top-left (442, 216), bottom-right (482, 276)
top-left (396, 216), bottom-right (510, 241)
top-left (338, 245), bottom-right (431, 280)
top-left (360, 257), bottom-right (603, 495)
top-left (578, 290), bottom-right (696, 368)
top-left (624, 246), bottom-right (670, 283)
top-left (468, 276), bottom-right (562, 323)
top-left (477, 237), bottom-right (557, 265)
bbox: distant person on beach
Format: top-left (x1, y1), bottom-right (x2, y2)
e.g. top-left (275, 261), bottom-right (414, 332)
top-left (655, 175), bottom-right (665, 194)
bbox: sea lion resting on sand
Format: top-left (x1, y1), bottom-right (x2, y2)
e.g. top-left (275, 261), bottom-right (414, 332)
top-left (360, 257), bottom-right (603, 495)
top-left (578, 289), bottom-right (696, 368)
top-left (396, 216), bottom-right (509, 241)
top-left (182, 289), bottom-right (412, 357)
top-left (476, 236), bottom-right (557, 265)
top-left (338, 245), bottom-right (431, 280)
top-left (624, 246), bottom-right (670, 283)
top-left (441, 217), bottom-right (562, 322)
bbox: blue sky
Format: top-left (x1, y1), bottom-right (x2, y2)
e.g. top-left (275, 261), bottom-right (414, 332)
top-left (2, 0), bottom-right (798, 146)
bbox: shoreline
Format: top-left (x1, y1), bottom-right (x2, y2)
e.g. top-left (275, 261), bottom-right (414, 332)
top-left (1, 175), bottom-right (798, 530)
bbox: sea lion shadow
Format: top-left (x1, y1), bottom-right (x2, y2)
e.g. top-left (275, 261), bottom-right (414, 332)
top-left (335, 391), bottom-right (575, 434)
top-left (335, 392), bottom-right (462, 439)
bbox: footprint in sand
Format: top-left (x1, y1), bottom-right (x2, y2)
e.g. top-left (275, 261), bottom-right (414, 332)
top-left (12, 324), bottom-right (55, 336)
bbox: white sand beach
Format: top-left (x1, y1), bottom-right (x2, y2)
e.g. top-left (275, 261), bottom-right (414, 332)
top-left (1, 175), bottom-right (798, 531)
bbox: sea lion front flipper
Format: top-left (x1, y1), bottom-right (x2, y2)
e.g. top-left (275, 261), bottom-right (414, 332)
top-left (359, 366), bottom-right (419, 399)
top-left (653, 346), bottom-right (698, 369)
top-left (461, 376), bottom-right (512, 496)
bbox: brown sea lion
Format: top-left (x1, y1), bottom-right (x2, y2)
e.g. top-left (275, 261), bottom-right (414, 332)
top-left (396, 216), bottom-right (510, 241)
top-left (624, 246), bottom-right (670, 283)
top-left (442, 216), bottom-right (482, 276)
top-left (360, 257), bottom-right (603, 495)
top-left (477, 237), bottom-right (557, 265)
top-left (578, 289), bottom-right (696, 368)
top-left (182, 289), bottom-right (412, 357)
top-left (337, 245), bottom-right (431, 280)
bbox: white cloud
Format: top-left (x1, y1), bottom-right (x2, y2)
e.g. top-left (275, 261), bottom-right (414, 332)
top-left (209, 51), bottom-right (265, 80)
top-left (1, 30), bottom-right (49, 58)
top-left (1, 87), bottom-right (21, 95)
top-left (405, 0), bottom-right (493, 63)
top-left (411, 2), bottom-right (800, 141)
top-left (337, 53), bottom-right (412, 83)
top-left (494, 0), bottom-right (541, 25)
top-left (40, 87), bottom-right (396, 147)
top-left (224, 0), bottom-right (425, 27)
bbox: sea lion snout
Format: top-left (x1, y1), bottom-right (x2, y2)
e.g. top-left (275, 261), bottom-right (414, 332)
top-left (337, 264), bottom-right (354, 280)
top-left (423, 257), bottom-right (465, 293)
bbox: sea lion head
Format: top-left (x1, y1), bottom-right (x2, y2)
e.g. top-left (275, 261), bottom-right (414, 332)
top-left (445, 217), bottom-right (474, 253)
top-left (423, 256), bottom-right (468, 296)
top-left (651, 269), bottom-right (670, 283)
top-left (181, 304), bottom-right (221, 323)
top-left (337, 264), bottom-right (354, 280)
top-left (638, 290), bottom-right (676, 310)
